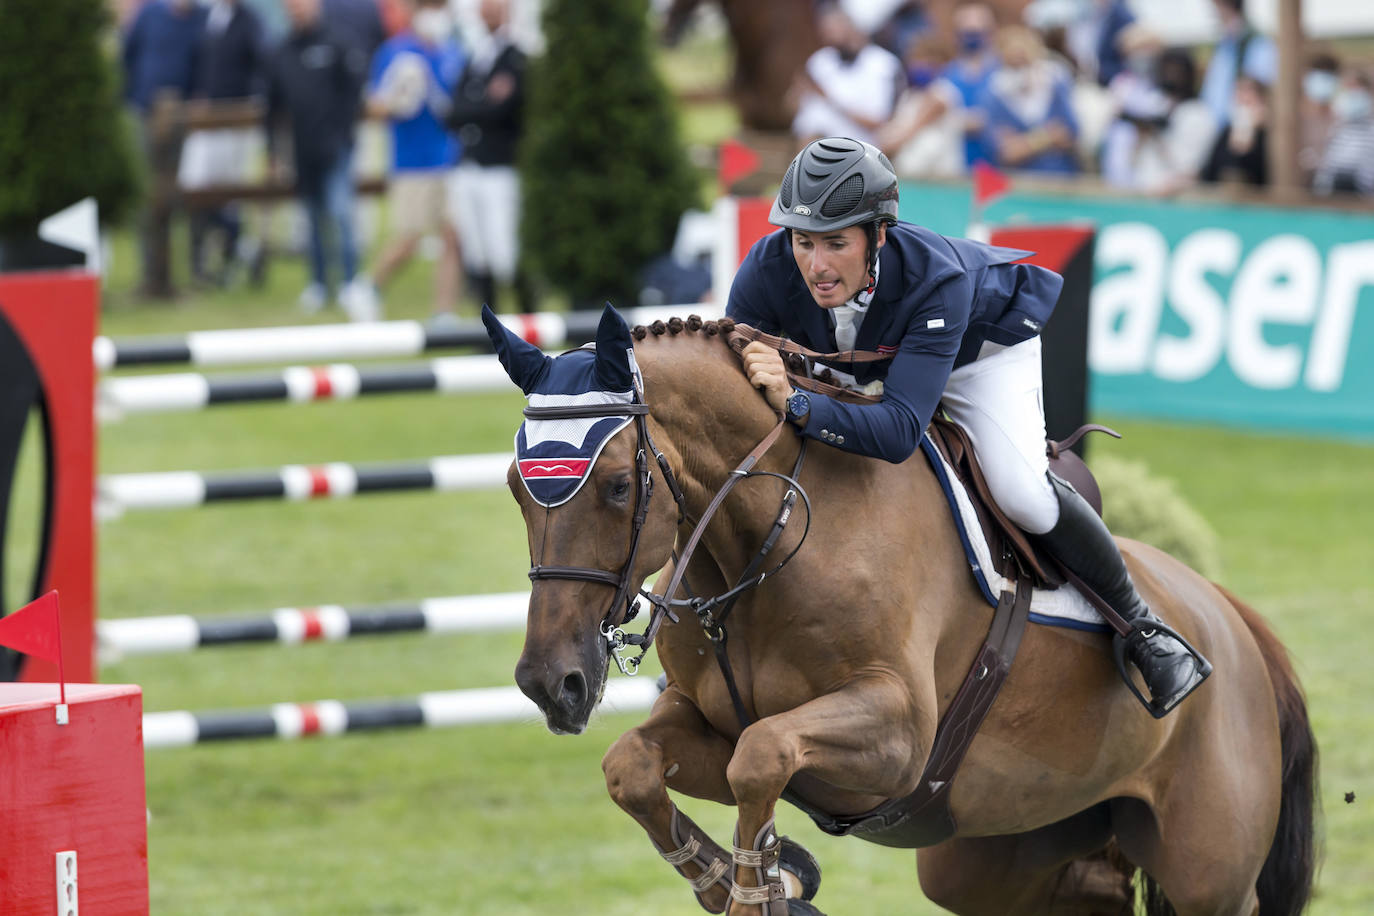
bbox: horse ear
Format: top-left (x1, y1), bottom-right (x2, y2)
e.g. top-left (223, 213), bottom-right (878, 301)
top-left (593, 303), bottom-right (635, 392)
top-left (482, 304), bottom-right (551, 394)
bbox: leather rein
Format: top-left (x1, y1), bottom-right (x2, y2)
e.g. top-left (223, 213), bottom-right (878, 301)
top-left (521, 387), bottom-right (812, 685)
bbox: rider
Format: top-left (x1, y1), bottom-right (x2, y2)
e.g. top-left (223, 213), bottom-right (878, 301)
top-left (727, 136), bottom-right (1209, 717)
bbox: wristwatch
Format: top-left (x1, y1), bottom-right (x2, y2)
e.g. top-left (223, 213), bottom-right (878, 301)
top-left (784, 389), bottom-right (811, 424)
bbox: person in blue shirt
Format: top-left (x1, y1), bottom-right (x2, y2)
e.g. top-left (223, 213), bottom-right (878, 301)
top-left (941, 2), bottom-right (999, 168)
top-left (351, 0), bottom-right (466, 319)
top-left (1198, 0), bottom-right (1277, 130)
top-left (728, 137), bottom-right (1209, 717)
top-left (977, 26), bottom-right (1080, 175)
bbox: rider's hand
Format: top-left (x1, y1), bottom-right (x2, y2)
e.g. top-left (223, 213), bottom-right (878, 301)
top-left (741, 342), bottom-right (791, 415)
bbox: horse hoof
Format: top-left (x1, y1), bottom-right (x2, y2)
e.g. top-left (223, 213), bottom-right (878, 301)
top-left (779, 836), bottom-right (822, 901)
top-left (787, 900), bottom-right (827, 915)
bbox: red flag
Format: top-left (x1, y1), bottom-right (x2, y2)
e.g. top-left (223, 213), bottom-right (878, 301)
top-left (718, 138), bottom-right (761, 189)
top-left (0, 591), bottom-right (66, 703)
top-left (972, 161), bottom-right (1011, 207)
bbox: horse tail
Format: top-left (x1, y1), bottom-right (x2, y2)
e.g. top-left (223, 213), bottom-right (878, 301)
top-left (1217, 585), bottom-right (1320, 915)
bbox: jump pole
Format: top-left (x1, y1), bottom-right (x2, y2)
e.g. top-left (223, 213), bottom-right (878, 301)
top-left (142, 677), bottom-right (662, 748)
top-left (98, 591), bottom-right (540, 657)
top-left (93, 305), bottom-right (722, 371)
top-left (99, 354), bottom-right (520, 418)
top-left (97, 452), bottom-right (512, 516)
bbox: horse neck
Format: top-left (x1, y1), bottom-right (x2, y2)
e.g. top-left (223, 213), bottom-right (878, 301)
top-left (636, 330), bottom-right (800, 566)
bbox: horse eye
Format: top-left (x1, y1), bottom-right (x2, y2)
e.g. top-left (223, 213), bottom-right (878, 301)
top-left (608, 478), bottom-right (631, 502)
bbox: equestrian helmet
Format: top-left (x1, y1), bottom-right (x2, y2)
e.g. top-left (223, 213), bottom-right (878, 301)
top-left (769, 137), bottom-right (900, 233)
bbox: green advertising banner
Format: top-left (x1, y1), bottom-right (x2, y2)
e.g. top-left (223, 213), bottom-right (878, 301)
top-left (899, 181), bottom-right (1374, 440)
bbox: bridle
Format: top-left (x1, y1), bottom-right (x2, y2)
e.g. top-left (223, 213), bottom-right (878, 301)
top-left (521, 395), bottom-right (684, 674)
top-left (521, 387), bottom-right (811, 690)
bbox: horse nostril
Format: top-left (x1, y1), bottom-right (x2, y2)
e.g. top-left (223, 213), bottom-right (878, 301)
top-left (559, 671), bottom-right (587, 711)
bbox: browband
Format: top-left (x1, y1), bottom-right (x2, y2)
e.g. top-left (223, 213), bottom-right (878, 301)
top-left (523, 403), bottom-right (651, 420)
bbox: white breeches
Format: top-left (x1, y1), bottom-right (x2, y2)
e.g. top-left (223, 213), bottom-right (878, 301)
top-left (447, 163), bottom-right (520, 282)
top-left (941, 336), bottom-right (1060, 535)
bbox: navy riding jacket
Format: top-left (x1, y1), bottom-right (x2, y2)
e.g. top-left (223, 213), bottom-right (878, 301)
top-left (726, 222), bottom-right (1063, 463)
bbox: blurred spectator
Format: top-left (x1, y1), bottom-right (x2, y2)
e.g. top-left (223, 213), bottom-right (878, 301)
top-left (978, 26), bottom-right (1080, 175)
top-left (792, 2), bottom-right (904, 147)
top-left (1088, 0), bottom-right (1135, 87)
top-left (1198, 0), bottom-right (1276, 130)
top-left (354, 0), bottom-right (465, 318)
top-left (1021, 0), bottom-right (1083, 79)
top-left (942, 2), bottom-right (999, 168)
top-left (877, 35), bottom-right (965, 178)
top-left (1200, 75), bottom-right (1268, 186)
top-left (1298, 52), bottom-right (1340, 185)
top-left (323, 0), bottom-right (387, 60)
top-left (181, 0), bottom-right (266, 286)
top-left (1102, 44), bottom-right (1216, 194)
top-left (872, 1), bottom-right (931, 62)
top-left (122, 0), bottom-right (205, 114)
top-left (447, 0), bottom-right (532, 313)
top-left (266, 0), bottom-right (370, 314)
top-left (1313, 70), bottom-right (1374, 197)
top-left (122, 0), bottom-right (206, 296)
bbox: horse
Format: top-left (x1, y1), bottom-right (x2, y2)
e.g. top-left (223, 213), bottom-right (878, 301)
top-left (486, 306), bottom-right (1318, 915)
top-left (662, 0), bottom-right (817, 131)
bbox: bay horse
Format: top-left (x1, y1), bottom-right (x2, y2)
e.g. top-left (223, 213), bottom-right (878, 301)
top-left (487, 307), bottom-right (1317, 915)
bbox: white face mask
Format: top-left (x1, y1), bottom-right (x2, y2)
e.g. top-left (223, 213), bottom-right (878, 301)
top-left (412, 8), bottom-right (452, 44)
top-left (1303, 70), bottom-right (1338, 104)
top-left (1331, 89), bottom-right (1372, 123)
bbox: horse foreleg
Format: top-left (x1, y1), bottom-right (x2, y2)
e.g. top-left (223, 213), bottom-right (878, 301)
top-left (603, 683), bottom-right (737, 913)
top-left (725, 678), bottom-right (921, 915)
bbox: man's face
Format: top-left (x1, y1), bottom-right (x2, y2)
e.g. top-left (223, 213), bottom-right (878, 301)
top-left (790, 224), bottom-right (883, 309)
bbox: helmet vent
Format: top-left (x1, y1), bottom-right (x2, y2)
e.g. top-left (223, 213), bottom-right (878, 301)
top-left (779, 161), bottom-right (795, 208)
top-left (821, 174), bottom-right (865, 217)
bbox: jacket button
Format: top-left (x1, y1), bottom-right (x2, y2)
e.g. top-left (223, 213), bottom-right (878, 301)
top-left (819, 428), bottom-right (829, 437)
top-left (836, 435), bottom-right (845, 445)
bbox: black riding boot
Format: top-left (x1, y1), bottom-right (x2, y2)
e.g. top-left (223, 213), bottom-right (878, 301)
top-left (1036, 474), bottom-right (1211, 717)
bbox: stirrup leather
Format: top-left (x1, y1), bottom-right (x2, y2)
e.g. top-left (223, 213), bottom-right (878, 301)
top-left (1112, 617), bottom-right (1213, 719)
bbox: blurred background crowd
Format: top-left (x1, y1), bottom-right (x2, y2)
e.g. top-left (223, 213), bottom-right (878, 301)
top-left (5, 0), bottom-right (1370, 318)
top-left (792, 0), bottom-right (1372, 195)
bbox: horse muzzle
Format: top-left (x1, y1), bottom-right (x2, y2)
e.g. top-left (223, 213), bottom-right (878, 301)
top-left (514, 653), bottom-right (604, 735)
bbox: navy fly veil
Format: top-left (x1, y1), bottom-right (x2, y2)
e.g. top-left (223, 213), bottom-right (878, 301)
top-left (482, 305), bottom-right (641, 508)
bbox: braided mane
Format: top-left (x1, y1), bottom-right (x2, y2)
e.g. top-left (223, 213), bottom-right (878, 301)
top-left (630, 314), bottom-right (736, 341)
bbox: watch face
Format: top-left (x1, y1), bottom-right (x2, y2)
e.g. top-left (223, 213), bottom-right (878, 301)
top-left (788, 393), bottom-right (809, 417)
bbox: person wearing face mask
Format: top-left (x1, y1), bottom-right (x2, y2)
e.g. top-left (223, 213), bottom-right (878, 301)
top-left (350, 0), bottom-right (467, 319)
top-left (1102, 46), bottom-right (1216, 195)
top-left (1200, 75), bottom-right (1268, 187)
top-left (941, 2), bottom-right (999, 168)
top-left (791, 2), bottom-right (904, 147)
top-left (1299, 53), bottom-right (1340, 185)
top-left (877, 35), bottom-right (965, 178)
top-left (1313, 70), bottom-right (1374, 197)
top-left (445, 0), bottom-right (532, 314)
top-left (977, 25), bottom-right (1079, 175)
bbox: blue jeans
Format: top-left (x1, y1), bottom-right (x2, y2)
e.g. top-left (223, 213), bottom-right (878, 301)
top-left (297, 148), bottom-right (358, 290)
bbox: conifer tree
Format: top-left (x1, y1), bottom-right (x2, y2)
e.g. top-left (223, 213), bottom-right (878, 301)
top-left (520, 0), bottom-right (698, 308)
top-left (0, 0), bottom-right (140, 234)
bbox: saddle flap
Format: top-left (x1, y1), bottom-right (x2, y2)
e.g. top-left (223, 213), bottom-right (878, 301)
top-left (927, 415), bottom-right (1065, 589)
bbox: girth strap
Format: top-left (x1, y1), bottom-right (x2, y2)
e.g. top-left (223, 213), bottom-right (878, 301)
top-left (783, 577), bottom-right (1035, 848)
